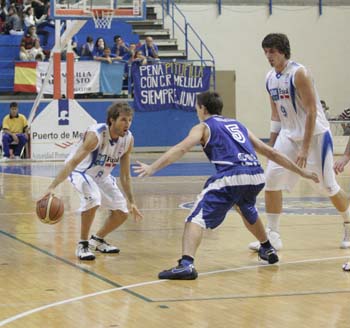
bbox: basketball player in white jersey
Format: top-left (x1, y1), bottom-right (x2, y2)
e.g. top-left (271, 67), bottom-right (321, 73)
top-left (248, 33), bottom-right (350, 252)
top-left (334, 130), bottom-right (350, 271)
top-left (44, 102), bottom-right (143, 260)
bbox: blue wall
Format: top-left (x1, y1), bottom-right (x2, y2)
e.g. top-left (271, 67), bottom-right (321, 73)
top-left (0, 100), bottom-right (198, 147)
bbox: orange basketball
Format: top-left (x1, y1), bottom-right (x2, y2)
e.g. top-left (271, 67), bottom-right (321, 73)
top-left (36, 194), bottom-right (64, 225)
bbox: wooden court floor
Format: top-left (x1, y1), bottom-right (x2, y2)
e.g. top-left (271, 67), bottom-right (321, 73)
top-left (1, 154), bottom-right (350, 327)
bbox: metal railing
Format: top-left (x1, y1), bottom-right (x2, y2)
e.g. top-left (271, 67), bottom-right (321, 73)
top-left (158, 0), bottom-right (216, 89)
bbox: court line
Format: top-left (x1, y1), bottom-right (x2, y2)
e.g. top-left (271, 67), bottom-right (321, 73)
top-left (0, 255), bottom-right (349, 326)
top-left (0, 230), bottom-right (152, 303)
top-left (152, 289), bottom-right (350, 302)
top-left (0, 280), bottom-right (166, 327)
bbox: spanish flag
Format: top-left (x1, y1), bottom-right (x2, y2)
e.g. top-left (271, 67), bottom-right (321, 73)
top-left (14, 62), bottom-right (38, 93)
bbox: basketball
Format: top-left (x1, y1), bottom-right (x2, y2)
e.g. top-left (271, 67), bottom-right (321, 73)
top-left (36, 194), bottom-right (64, 225)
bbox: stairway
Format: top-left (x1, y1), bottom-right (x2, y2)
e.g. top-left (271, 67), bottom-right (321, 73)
top-left (127, 7), bottom-right (187, 60)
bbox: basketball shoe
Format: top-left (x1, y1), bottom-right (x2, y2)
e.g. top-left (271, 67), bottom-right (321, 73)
top-left (258, 245), bottom-right (279, 264)
top-left (343, 261), bottom-right (350, 271)
top-left (248, 228), bottom-right (283, 252)
top-left (158, 260), bottom-right (198, 280)
top-left (341, 223), bottom-right (350, 249)
top-left (76, 241), bottom-right (95, 260)
top-left (89, 235), bottom-right (120, 253)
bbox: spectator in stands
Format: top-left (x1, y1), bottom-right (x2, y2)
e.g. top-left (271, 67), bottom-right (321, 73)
top-left (92, 37), bottom-right (106, 59)
top-left (19, 24), bottom-right (38, 60)
top-left (0, 2), bottom-right (7, 33)
top-left (138, 36), bottom-right (159, 61)
top-left (338, 108), bottom-right (350, 136)
top-left (122, 42), bottom-right (136, 63)
top-left (1, 102), bottom-right (28, 160)
top-left (29, 38), bottom-right (45, 61)
top-left (5, 6), bottom-right (23, 35)
top-left (71, 35), bottom-right (79, 57)
top-left (23, 6), bottom-right (49, 45)
top-left (31, 0), bottom-right (49, 20)
top-left (111, 35), bottom-right (129, 59)
top-left (23, 6), bottom-right (46, 27)
top-left (80, 35), bottom-right (94, 58)
top-left (94, 47), bottom-right (119, 64)
top-left (133, 50), bottom-right (147, 65)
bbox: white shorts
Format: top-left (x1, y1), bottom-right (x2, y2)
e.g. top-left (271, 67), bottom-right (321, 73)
top-left (265, 131), bottom-right (340, 196)
top-left (69, 171), bottom-right (129, 212)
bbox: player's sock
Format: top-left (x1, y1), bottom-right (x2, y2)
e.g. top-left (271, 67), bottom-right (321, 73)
top-left (180, 255), bottom-right (194, 267)
top-left (266, 213), bottom-right (281, 232)
top-left (260, 240), bottom-right (272, 249)
top-left (339, 207), bottom-right (350, 224)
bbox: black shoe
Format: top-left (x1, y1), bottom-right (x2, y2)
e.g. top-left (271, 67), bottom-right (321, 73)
top-left (258, 245), bottom-right (279, 264)
top-left (158, 261), bottom-right (198, 280)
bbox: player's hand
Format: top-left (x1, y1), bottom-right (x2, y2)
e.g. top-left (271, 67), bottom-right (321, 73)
top-left (129, 203), bottom-right (143, 222)
top-left (334, 155), bottom-right (350, 175)
top-left (40, 188), bottom-right (54, 200)
top-left (300, 170), bottom-right (319, 183)
top-left (296, 149), bottom-right (308, 168)
top-left (133, 161), bottom-right (154, 177)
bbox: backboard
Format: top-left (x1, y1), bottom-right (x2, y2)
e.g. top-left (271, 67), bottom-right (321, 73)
top-left (51, 0), bottom-right (146, 21)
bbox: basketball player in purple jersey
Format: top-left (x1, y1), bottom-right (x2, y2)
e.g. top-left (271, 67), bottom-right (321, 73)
top-left (134, 91), bottom-right (319, 280)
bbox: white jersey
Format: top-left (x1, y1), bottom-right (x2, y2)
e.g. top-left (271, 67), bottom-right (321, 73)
top-left (66, 123), bottom-right (132, 180)
top-left (266, 61), bottom-right (329, 141)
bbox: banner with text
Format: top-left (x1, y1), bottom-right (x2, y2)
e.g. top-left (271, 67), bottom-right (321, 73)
top-left (14, 61), bottom-right (125, 95)
top-left (132, 62), bottom-right (212, 111)
top-left (36, 61), bottom-right (100, 94)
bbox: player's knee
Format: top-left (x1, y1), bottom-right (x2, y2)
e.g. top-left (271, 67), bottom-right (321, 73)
top-left (245, 215), bottom-right (258, 225)
top-left (110, 209), bottom-right (128, 221)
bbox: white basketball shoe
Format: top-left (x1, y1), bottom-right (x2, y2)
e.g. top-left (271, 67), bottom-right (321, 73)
top-left (343, 261), bottom-right (350, 271)
top-left (89, 235), bottom-right (120, 253)
top-left (340, 223), bottom-right (350, 249)
top-left (248, 228), bottom-right (283, 252)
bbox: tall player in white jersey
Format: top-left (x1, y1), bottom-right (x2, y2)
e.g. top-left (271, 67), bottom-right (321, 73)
top-left (248, 33), bottom-right (350, 252)
top-left (44, 102), bottom-right (143, 260)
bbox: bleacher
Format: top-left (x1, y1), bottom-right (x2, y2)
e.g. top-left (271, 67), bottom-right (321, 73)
top-left (0, 35), bottom-right (22, 92)
top-left (0, 18), bottom-right (140, 93)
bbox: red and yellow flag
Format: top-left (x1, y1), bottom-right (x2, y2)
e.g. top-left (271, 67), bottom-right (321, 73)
top-left (14, 62), bottom-right (38, 93)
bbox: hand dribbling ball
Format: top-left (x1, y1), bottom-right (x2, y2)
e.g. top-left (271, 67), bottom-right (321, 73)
top-left (36, 194), bottom-right (64, 224)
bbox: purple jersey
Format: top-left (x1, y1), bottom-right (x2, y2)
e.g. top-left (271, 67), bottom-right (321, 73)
top-left (202, 115), bottom-right (261, 173)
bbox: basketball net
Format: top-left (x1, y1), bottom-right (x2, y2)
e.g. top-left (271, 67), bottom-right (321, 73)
top-left (91, 9), bottom-right (114, 29)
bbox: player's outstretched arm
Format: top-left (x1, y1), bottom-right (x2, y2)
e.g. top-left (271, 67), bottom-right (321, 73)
top-left (44, 132), bottom-right (98, 196)
top-left (334, 137), bottom-right (350, 175)
top-left (248, 130), bottom-right (319, 183)
top-left (134, 124), bottom-right (205, 177)
top-left (119, 137), bottom-right (143, 222)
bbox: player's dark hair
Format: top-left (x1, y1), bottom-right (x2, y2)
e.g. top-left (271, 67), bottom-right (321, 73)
top-left (106, 102), bottom-right (134, 126)
top-left (10, 102), bottom-right (18, 108)
top-left (262, 33), bottom-right (291, 59)
top-left (196, 91), bottom-right (223, 115)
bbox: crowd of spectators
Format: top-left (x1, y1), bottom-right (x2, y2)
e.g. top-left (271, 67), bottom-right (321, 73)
top-left (0, 1), bottom-right (160, 65)
top-left (77, 34), bottom-right (159, 66)
top-left (0, 0), bottom-right (52, 61)
top-left (0, 0), bottom-right (51, 34)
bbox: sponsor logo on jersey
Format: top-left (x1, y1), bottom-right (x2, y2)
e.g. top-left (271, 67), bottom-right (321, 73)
top-left (279, 87), bottom-right (290, 99)
top-left (94, 154), bottom-right (119, 167)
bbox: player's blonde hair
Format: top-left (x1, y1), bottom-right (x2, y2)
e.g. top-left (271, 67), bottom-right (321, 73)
top-left (106, 102), bottom-right (134, 126)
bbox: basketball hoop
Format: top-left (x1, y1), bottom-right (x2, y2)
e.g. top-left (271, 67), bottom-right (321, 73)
top-left (91, 9), bottom-right (114, 29)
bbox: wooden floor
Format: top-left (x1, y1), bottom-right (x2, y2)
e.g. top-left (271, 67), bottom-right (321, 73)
top-left (1, 154), bottom-right (350, 328)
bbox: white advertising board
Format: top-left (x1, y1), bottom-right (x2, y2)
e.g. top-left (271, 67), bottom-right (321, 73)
top-left (30, 100), bottom-right (97, 160)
